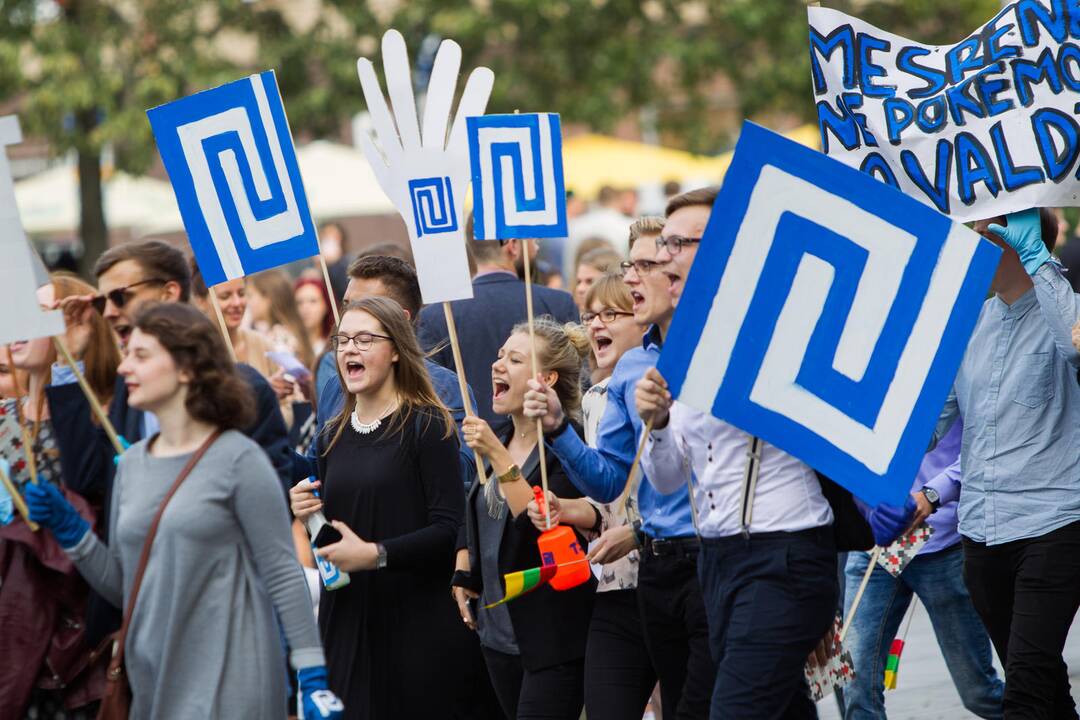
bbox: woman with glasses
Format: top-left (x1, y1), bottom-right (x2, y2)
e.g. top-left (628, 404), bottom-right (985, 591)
top-left (524, 270), bottom-right (658, 720)
top-left (1, 274), bottom-right (120, 717)
top-left (289, 297), bottom-right (472, 719)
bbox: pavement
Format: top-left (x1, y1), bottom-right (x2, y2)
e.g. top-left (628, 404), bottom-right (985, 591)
top-left (816, 606), bottom-right (1080, 719)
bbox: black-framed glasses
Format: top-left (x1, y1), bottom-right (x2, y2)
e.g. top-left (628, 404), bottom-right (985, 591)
top-left (655, 235), bottom-right (701, 255)
top-left (91, 278), bottom-right (168, 314)
top-left (619, 259), bottom-right (666, 277)
top-left (581, 308), bottom-right (634, 325)
top-left (331, 332), bottom-right (393, 352)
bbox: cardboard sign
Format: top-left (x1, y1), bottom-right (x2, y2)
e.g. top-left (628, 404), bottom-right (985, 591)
top-left (809, 1), bottom-right (1080, 220)
top-left (0, 116), bottom-right (64, 345)
top-left (356, 30), bottom-right (494, 304)
top-left (657, 122), bottom-right (1001, 508)
top-left (467, 113), bottom-right (568, 240)
top-left (148, 71), bottom-right (319, 286)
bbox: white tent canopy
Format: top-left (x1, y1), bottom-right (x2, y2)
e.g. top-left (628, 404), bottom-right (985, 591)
top-left (14, 139), bottom-right (394, 238)
top-left (15, 165), bottom-right (185, 236)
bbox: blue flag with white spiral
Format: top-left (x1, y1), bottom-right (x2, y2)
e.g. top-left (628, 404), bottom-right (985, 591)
top-left (147, 70), bottom-right (319, 286)
top-left (658, 122), bottom-right (1002, 508)
top-left (467, 113), bottom-right (567, 240)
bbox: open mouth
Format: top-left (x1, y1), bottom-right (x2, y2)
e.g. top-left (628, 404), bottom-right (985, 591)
top-left (492, 379), bottom-right (510, 400)
top-left (115, 324), bottom-right (132, 344)
top-left (630, 290), bottom-right (645, 310)
top-left (664, 270), bottom-right (683, 292)
top-left (345, 360), bottom-right (365, 380)
top-left (594, 336), bottom-right (613, 352)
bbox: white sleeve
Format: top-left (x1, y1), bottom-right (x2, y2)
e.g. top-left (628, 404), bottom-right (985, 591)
top-left (640, 403), bottom-right (695, 496)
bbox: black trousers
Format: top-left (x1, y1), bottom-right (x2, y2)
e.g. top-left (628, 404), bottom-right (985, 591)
top-left (636, 540), bottom-right (715, 720)
top-left (963, 521), bottom-right (1080, 720)
top-left (698, 527), bottom-right (838, 720)
top-left (585, 588), bottom-right (657, 720)
top-left (481, 646), bottom-right (584, 720)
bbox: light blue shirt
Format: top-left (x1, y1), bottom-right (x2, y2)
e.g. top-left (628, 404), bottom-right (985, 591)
top-left (934, 262), bottom-right (1080, 545)
top-left (548, 326), bottom-right (695, 539)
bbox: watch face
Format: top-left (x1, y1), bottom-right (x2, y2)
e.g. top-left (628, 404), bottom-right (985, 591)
top-left (923, 488), bottom-right (940, 504)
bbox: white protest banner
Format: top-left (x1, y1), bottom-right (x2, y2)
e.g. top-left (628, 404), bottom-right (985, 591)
top-left (357, 30), bottom-right (494, 304)
top-left (0, 116), bottom-right (64, 345)
top-left (808, 1), bottom-right (1080, 221)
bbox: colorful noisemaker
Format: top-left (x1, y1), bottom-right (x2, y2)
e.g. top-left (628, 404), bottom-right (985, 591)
top-left (884, 638), bottom-right (906, 690)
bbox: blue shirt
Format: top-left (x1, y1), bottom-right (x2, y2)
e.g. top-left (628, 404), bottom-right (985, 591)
top-left (548, 326), bottom-right (695, 539)
top-left (912, 422), bottom-right (961, 555)
top-left (293, 352), bottom-right (477, 486)
top-left (934, 262), bottom-right (1080, 545)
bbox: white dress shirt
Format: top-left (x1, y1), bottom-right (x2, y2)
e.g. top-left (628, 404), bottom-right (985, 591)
top-left (641, 401), bottom-right (832, 539)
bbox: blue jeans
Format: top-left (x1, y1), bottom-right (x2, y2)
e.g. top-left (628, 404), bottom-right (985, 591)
top-left (843, 545), bottom-right (1004, 720)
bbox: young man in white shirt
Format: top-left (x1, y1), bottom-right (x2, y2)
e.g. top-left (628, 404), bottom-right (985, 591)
top-left (635, 239), bottom-right (840, 718)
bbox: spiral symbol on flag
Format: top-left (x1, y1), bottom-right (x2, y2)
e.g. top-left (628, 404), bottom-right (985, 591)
top-left (467, 113), bottom-right (568, 240)
top-left (676, 166), bottom-right (996, 476)
top-left (149, 71), bottom-right (317, 286)
top-left (409, 176), bottom-right (458, 238)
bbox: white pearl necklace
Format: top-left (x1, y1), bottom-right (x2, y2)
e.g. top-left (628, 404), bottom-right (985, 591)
top-left (350, 400), bottom-right (397, 435)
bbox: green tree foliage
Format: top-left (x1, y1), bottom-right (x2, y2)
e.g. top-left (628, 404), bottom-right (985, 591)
top-left (0, 0), bottom-right (1006, 269)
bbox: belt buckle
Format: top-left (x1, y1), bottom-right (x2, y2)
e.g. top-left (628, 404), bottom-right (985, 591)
top-left (649, 539), bottom-right (669, 557)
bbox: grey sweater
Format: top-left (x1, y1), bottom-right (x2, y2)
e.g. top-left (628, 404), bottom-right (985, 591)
top-left (69, 430), bottom-right (323, 719)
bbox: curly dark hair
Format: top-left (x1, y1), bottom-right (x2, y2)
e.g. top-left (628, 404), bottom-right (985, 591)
top-left (131, 302), bottom-right (255, 430)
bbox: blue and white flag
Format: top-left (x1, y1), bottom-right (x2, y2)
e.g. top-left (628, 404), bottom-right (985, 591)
top-left (467, 113), bottom-right (567, 240)
top-left (147, 71), bottom-right (318, 287)
top-left (657, 122), bottom-right (1001, 508)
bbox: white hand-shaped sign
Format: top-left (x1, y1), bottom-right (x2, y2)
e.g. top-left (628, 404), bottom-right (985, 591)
top-left (357, 30), bottom-right (494, 304)
top-left (0, 116), bottom-right (64, 345)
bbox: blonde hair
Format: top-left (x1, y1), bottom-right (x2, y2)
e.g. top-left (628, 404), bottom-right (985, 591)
top-left (323, 297), bottom-right (454, 454)
top-left (628, 216), bottom-right (665, 248)
top-left (584, 272), bottom-right (634, 314)
top-left (511, 316), bottom-right (590, 424)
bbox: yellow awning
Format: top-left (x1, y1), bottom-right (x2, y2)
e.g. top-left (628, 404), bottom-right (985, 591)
top-left (563, 124), bottom-right (820, 197)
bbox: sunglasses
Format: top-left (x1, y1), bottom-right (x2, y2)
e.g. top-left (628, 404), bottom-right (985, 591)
top-left (91, 278), bottom-right (168, 314)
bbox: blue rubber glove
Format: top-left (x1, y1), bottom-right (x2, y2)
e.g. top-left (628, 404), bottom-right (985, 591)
top-left (987, 209), bottom-right (1051, 275)
top-left (25, 481), bottom-right (89, 549)
top-left (868, 497), bottom-right (917, 547)
top-left (298, 666), bottom-right (343, 720)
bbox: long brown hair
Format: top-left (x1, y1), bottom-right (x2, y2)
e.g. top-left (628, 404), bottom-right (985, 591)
top-left (248, 270), bottom-right (315, 368)
top-left (53, 273), bottom-right (120, 405)
top-left (132, 302), bottom-right (255, 430)
top-left (323, 297), bottom-right (453, 454)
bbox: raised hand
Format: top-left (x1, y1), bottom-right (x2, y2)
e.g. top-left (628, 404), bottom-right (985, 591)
top-left (356, 30), bottom-right (494, 303)
top-left (634, 367), bottom-right (672, 429)
top-left (986, 209), bottom-right (1051, 275)
top-left (523, 376), bottom-right (564, 433)
top-left (25, 481), bottom-right (89, 548)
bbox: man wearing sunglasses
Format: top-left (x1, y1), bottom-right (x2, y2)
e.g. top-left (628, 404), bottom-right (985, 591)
top-left (43, 240), bottom-right (293, 651)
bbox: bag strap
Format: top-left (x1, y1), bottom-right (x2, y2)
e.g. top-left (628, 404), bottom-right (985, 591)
top-left (109, 430), bottom-right (222, 668)
top-left (739, 435), bottom-right (763, 539)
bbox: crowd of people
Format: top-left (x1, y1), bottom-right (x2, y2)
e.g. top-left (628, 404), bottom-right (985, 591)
top-left (0, 184), bottom-right (1079, 720)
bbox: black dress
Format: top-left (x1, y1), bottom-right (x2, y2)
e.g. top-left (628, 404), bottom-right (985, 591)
top-left (317, 406), bottom-right (471, 719)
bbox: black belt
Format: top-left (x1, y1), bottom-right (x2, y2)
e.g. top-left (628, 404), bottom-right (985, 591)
top-left (643, 536), bottom-right (700, 558)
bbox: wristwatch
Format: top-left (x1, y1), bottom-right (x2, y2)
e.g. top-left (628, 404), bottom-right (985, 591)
top-left (498, 464), bottom-right (523, 484)
top-left (920, 487), bottom-right (941, 512)
top-left (375, 543), bottom-right (388, 570)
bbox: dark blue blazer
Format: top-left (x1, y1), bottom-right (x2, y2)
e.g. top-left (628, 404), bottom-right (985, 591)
top-left (417, 271), bottom-right (579, 437)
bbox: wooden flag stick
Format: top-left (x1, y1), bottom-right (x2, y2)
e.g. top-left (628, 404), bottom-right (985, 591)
top-left (316, 254), bottom-right (342, 326)
top-left (443, 302), bottom-right (489, 486)
top-left (521, 245), bottom-right (553, 530)
top-left (0, 459), bottom-right (36, 531)
top-left (7, 345), bottom-right (40, 486)
top-left (840, 545), bottom-right (883, 643)
top-left (52, 337), bottom-right (125, 455)
top-left (208, 287), bottom-right (238, 363)
top-left (616, 418), bottom-right (653, 516)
